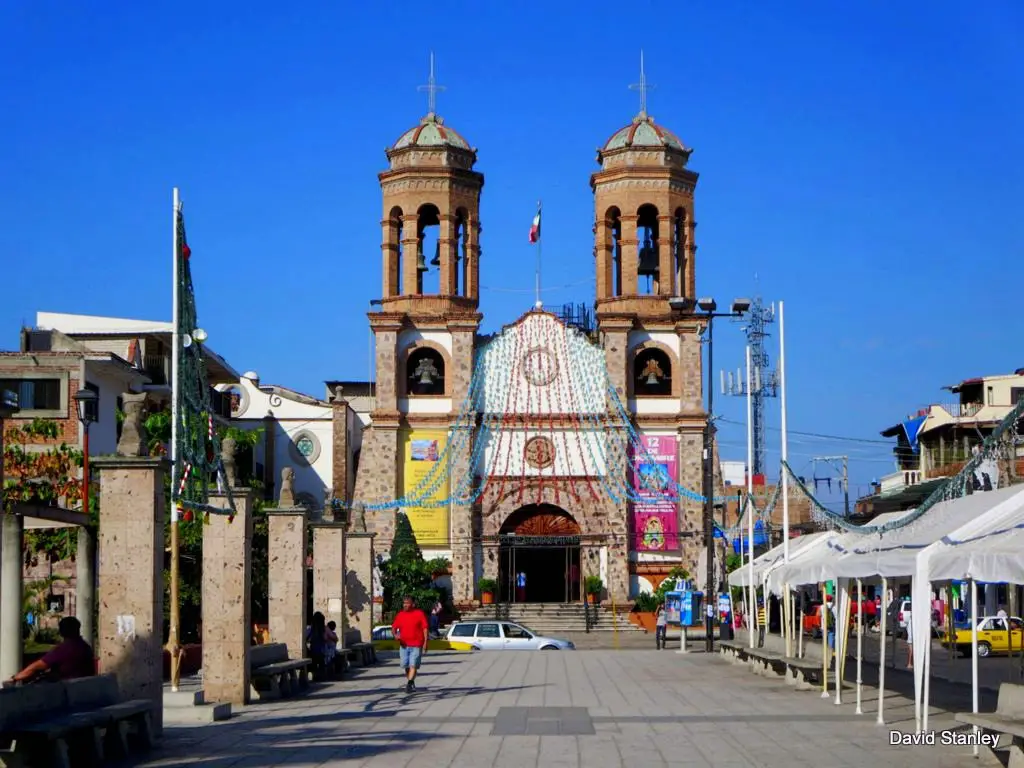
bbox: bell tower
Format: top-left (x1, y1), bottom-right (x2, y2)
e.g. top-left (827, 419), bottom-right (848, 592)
top-left (592, 53), bottom-right (707, 582)
top-left (355, 56), bottom-right (482, 583)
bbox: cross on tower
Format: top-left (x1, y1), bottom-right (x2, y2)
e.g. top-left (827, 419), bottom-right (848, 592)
top-left (628, 50), bottom-right (655, 117)
top-left (417, 51), bottom-right (446, 116)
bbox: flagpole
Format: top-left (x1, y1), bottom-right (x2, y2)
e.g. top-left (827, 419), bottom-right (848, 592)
top-left (534, 200), bottom-right (542, 309)
top-left (169, 187), bottom-right (182, 691)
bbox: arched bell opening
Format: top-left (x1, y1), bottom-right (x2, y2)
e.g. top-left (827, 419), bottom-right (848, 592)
top-left (388, 205), bottom-right (404, 296)
top-left (673, 206), bottom-right (686, 297)
top-left (406, 347), bottom-right (446, 396)
top-left (455, 206), bottom-right (469, 297)
top-left (637, 204), bottom-right (660, 295)
top-left (416, 203), bottom-right (442, 295)
top-left (606, 206), bottom-right (623, 298)
top-left (634, 347), bottom-right (672, 397)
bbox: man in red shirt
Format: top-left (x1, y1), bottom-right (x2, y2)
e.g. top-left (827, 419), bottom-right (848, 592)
top-left (391, 595), bottom-right (429, 692)
top-left (8, 617), bottom-right (95, 684)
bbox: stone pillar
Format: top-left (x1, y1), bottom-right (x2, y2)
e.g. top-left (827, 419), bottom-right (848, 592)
top-left (657, 214), bottom-right (675, 296)
top-left (92, 455), bottom-right (169, 735)
top-left (0, 511), bottom-right (24, 681)
top-left (202, 490), bottom-right (254, 705)
top-left (620, 214), bottom-right (639, 295)
top-left (76, 526), bottom-right (96, 650)
top-left (311, 522), bottom-right (346, 640)
top-left (265, 506), bottom-right (307, 654)
top-left (343, 533), bottom-right (376, 643)
top-left (330, 390), bottom-right (350, 505)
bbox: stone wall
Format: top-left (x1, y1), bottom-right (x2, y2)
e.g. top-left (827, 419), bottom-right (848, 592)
top-left (351, 426), bottom-right (399, 546)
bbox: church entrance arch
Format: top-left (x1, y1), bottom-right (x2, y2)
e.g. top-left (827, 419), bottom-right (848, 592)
top-left (498, 505), bottom-right (582, 604)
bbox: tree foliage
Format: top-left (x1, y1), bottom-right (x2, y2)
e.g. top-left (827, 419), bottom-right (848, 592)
top-left (2, 420), bottom-right (90, 563)
top-left (380, 512), bottom-right (449, 617)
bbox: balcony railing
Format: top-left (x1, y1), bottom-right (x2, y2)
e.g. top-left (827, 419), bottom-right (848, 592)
top-left (937, 402), bottom-right (983, 418)
top-left (879, 470), bottom-right (924, 494)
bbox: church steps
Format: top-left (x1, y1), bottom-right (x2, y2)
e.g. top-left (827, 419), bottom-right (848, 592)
top-left (455, 603), bottom-right (644, 633)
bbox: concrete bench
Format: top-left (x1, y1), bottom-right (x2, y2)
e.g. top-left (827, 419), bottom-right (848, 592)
top-left (782, 657), bottom-right (842, 691)
top-left (249, 643), bottom-right (311, 700)
top-left (744, 649), bottom-right (787, 677)
top-left (0, 674), bottom-right (153, 768)
top-left (718, 641), bottom-right (747, 663)
top-left (348, 642), bottom-right (377, 667)
top-left (956, 682), bottom-right (1024, 746)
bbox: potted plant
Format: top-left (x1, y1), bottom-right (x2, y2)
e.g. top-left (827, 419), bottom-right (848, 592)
top-left (584, 576), bottom-right (604, 604)
top-left (478, 578), bottom-right (498, 605)
top-left (629, 592), bottom-right (662, 632)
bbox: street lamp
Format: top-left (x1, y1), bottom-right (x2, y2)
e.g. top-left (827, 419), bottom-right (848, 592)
top-left (74, 388), bottom-right (98, 521)
top-left (676, 295), bottom-right (749, 652)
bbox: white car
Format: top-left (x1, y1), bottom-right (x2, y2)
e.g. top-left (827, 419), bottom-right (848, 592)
top-left (445, 620), bottom-right (575, 650)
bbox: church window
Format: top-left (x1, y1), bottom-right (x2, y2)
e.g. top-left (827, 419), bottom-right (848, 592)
top-left (406, 347), bottom-right (445, 396)
top-left (455, 208), bottom-right (469, 297)
top-left (634, 347), bottom-right (672, 397)
top-left (606, 207), bottom-right (622, 297)
top-left (637, 204), bottom-right (659, 295)
top-left (289, 430), bottom-right (322, 465)
top-left (391, 206), bottom-right (404, 296)
top-left (416, 203), bottom-right (441, 294)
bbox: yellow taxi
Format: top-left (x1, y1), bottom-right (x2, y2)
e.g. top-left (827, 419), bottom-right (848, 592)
top-left (371, 625), bottom-right (474, 652)
top-left (940, 615), bottom-right (1024, 657)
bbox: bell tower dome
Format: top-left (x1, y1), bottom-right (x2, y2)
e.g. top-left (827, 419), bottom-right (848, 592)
top-left (591, 56), bottom-right (697, 318)
top-left (377, 56), bottom-right (483, 315)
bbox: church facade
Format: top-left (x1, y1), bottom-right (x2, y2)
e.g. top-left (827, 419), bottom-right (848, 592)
top-left (349, 103), bottom-right (723, 607)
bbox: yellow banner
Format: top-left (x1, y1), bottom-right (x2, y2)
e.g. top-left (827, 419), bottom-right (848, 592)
top-left (400, 429), bottom-right (450, 548)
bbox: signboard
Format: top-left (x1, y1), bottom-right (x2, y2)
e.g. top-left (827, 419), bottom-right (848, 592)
top-left (400, 429), bottom-right (450, 547)
top-left (630, 435), bottom-right (679, 551)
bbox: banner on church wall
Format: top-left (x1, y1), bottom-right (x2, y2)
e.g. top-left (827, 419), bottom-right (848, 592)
top-left (631, 435), bottom-right (679, 552)
top-left (400, 429), bottom-right (450, 548)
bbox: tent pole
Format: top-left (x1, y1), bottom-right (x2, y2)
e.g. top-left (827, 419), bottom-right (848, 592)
top-left (798, 590), bottom-right (804, 658)
top-left (856, 578), bottom-right (863, 714)
top-left (821, 582), bottom-right (829, 698)
top-left (971, 579), bottom-right (979, 757)
top-left (877, 576), bottom-right (887, 725)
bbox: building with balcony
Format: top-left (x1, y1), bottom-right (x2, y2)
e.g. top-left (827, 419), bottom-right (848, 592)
top-left (856, 368), bottom-right (1024, 517)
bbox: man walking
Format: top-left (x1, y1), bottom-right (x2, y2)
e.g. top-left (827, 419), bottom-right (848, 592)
top-left (392, 595), bottom-right (429, 693)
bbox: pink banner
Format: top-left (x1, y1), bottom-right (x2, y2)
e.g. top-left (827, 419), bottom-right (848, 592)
top-left (631, 435), bottom-right (679, 552)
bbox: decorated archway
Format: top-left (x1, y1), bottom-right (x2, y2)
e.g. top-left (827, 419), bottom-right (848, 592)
top-left (498, 504), bottom-right (582, 603)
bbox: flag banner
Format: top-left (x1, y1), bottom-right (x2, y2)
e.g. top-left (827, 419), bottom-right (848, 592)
top-left (529, 204), bottom-right (541, 243)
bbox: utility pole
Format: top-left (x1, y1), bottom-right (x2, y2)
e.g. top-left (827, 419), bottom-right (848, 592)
top-left (812, 456), bottom-right (850, 517)
top-left (722, 296), bottom-right (778, 477)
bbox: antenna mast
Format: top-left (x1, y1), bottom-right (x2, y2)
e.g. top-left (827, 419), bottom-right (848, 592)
top-left (722, 295), bottom-right (778, 476)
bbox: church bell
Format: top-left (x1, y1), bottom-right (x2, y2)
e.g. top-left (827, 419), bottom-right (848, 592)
top-left (429, 240), bottom-right (441, 267)
top-left (637, 233), bottom-right (659, 278)
top-left (645, 371), bottom-right (661, 386)
top-left (416, 240), bottom-right (428, 272)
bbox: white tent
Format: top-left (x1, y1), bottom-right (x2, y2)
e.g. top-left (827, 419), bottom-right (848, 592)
top-left (728, 530), bottom-right (828, 588)
top-left (833, 485), bottom-right (1023, 582)
top-left (768, 511), bottom-right (907, 591)
top-left (912, 485), bottom-right (1024, 734)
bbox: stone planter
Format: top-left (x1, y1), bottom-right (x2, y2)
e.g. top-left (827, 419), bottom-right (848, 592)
top-left (586, 593), bottom-right (599, 605)
top-left (481, 592), bottom-right (494, 605)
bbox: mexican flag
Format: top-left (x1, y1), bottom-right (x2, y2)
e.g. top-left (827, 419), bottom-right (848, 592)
top-left (528, 203), bottom-right (541, 243)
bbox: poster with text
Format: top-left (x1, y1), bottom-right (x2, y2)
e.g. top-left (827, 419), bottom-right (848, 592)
top-left (401, 429), bottom-right (450, 548)
top-left (631, 434), bottom-right (679, 552)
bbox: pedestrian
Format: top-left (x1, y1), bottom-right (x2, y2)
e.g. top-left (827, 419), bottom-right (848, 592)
top-left (655, 605), bottom-right (667, 649)
top-left (757, 597), bottom-right (767, 648)
top-left (429, 600), bottom-right (442, 639)
top-left (392, 595), bottom-right (429, 693)
top-left (325, 620), bottom-right (339, 674)
top-left (306, 612), bottom-right (326, 680)
top-left (516, 572), bottom-right (527, 602)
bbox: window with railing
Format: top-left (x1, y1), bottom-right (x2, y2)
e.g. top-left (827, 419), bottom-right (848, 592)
top-left (0, 378), bottom-right (61, 411)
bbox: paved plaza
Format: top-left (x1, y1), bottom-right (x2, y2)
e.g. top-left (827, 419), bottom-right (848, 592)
top-left (128, 647), bottom-right (1004, 768)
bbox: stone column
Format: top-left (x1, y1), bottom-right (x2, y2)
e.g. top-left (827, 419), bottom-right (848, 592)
top-left (202, 490), bottom-right (254, 705)
top-left (0, 511), bottom-right (23, 680)
top-left (265, 506), bottom-right (307, 654)
top-left (619, 214), bottom-right (639, 295)
top-left (92, 454), bottom-right (169, 735)
top-left (330, 390), bottom-right (350, 505)
top-left (657, 214), bottom-right (675, 296)
top-left (76, 526), bottom-right (96, 650)
top-left (311, 522), bottom-right (346, 640)
top-left (343, 532), bottom-right (376, 643)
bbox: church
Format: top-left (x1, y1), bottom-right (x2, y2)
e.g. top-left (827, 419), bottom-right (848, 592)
top-left (347, 85), bottom-right (727, 609)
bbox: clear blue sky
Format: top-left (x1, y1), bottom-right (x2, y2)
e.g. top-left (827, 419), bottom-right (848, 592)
top-left (3, 2), bottom-right (1021, 507)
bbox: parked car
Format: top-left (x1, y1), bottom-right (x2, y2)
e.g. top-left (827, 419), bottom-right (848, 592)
top-left (886, 599), bottom-right (942, 638)
top-left (940, 615), bottom-right (1024, 658)
top-left (370, 625), bottom-right (473, 652)
top-left (445, 621), bottom-right (575, 650)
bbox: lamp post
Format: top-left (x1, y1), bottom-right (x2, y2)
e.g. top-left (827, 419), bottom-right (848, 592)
top-left (672, 296), bottom-right (749, 653)
top-left (73, 388), bottom-right (98, 648)
top-left (74, 389), bottom-right (99, 519)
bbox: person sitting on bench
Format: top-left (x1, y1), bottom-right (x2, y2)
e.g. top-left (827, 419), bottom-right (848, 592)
top-left (7, 616), bottom-right (95, 684)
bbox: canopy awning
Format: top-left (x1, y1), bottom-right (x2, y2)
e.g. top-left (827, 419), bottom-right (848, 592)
top-left (728, 531), bottom-right (828, 588)
top-left (829, 484), bottom-right (1022, 581)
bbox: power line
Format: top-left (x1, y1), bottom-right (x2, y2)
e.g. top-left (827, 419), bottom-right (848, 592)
top-left (717, 417), bottom-right (892, 445)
